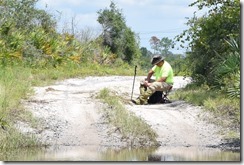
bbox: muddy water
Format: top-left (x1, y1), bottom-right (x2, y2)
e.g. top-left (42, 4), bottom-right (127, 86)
top-left (2, 146), bottom-right (240, 161)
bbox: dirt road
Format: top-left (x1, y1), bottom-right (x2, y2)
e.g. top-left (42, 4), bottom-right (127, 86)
top-left (18, 76), bottom-right (223, 150)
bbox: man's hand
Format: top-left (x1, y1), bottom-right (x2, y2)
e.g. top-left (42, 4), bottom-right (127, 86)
top-left (143, 81), bottom-right (151, 87)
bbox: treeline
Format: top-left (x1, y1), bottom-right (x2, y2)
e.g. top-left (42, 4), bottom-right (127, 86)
top-left (0, 0), bottom-right (140, 68)
top-left (0, 0), bottom-right (191, 73)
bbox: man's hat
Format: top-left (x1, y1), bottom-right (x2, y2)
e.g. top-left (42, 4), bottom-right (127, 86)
top-left (151, 55), bottom-right (165, 65)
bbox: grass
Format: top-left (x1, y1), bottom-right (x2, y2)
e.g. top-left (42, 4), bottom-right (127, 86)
top-left (171, 83), bottom-right (240, 139)
top-left (30, 62), bottom-right (143, 86)
top-left (97, 88), bottom-right (159, 147)
top-left (0, 127), bottom-right (41, 161)
top-left (0, 65), bottom-right (40, 155)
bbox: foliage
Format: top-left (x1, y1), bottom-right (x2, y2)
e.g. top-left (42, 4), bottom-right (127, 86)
top-left (212, 38), bottom-right (240, 98)
top-left (160, 37), bottom-right (175, 56)
top-left (138, 47), bottom-right (152, 70)
top-left (0, 0), bottom-right (55, 31)
top-left (149, 36), bottom-right (160, 53)
top-left (97, 1), bottom-right (141, 63)
top-left (0, 0), bottom-right (56, 65)
top-left (0, 0), bottom-right (117, 67)
top-left (226, 71), bottom-right (240, 99)
top-left (176, 0), bottom-right (240, 88)
top-left (149, 36), bottom-right (174, 56)
top-left (167, 54), bottom-right (189, 76)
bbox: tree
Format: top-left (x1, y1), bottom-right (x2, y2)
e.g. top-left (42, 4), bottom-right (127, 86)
top-left (0, 0), bottom-right (54, 62)
top-left (97, 1), bottom-right (140, 63)
top-left (159, 37), bottom-right (174, 57)
top-left (149, 36), bottom-right (160, 53)
top-left (0, 0), bottom-right (56, 32)
top-left (139, 47), bottom-right (152, 69)
top-left (149, 36), bottom-right (174, 56)
top-left (140, 47), bottom-right (152, 57)
top-left (176, 0), bottom-right (240, 86)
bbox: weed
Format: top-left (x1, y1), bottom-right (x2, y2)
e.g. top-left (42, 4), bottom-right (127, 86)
top-left (97, 88), bottom-right (159, 147)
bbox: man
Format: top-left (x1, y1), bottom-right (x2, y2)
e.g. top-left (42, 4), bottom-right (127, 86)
top-left (132, 54), bottom-right (174, 105)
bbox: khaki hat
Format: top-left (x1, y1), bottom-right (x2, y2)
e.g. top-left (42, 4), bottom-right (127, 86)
top-left (151, 55), bottom-right (165, 65)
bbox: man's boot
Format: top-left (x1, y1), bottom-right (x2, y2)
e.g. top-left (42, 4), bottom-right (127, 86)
top-left (132, 88), bottom-right (154, 105)
top-left (132, 85), bottom-right (147, 105)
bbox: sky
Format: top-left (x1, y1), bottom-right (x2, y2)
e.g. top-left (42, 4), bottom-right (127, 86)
top-left (36, 0), bottom-right (208, 54)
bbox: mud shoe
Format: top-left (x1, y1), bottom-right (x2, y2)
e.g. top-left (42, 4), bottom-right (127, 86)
top-left (132, 98), bottom-right (141, 105)
top-left (132, 98), bottom-right (148, 105)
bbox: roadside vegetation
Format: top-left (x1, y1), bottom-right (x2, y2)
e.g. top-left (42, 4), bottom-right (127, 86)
top-left (97, 88), bottom-right (159, 147)
top-left (172, 84), bottom-right (240, 138)
top-left (172, 0), bottom-right (240, 140)
top-left (0, 0), bottom-right (240, 153)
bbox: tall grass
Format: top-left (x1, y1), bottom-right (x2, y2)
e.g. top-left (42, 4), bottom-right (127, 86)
top-left (0, 65), bottom-right (39, 154)
top-left (97, 88), bottom-right (159, 147)
top-left (0, 65), bottom-right (32, 120)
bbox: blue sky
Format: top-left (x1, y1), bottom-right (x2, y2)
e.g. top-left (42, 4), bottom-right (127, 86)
top-left (36, 0), bottom-right (207, 54)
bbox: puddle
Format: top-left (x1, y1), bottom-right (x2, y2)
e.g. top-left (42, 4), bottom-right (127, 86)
top-left (1, 146), bottom-right (240, 161)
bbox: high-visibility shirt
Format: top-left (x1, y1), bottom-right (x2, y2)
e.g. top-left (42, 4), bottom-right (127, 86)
top-left (152, 60), bottom-right (174, 85)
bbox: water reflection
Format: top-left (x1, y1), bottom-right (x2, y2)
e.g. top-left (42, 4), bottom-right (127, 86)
top-left (148, 147), bottom-right (240, 161)
top-left (152, 147), bottom-right (240, 161)
top-left (101, 146), bottom-right (240, 161)
top-left (100, 147), bottom-right (157, 161)
top-left (1, 146), bottom-right (240, 161)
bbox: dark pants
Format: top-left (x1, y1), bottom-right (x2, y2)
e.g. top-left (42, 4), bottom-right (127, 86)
top-left (148, 91), bottom-right (163, 104)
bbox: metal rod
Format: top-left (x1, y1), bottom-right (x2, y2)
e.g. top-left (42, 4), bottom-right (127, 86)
top-left (131, 65), bottom-right (137, 100)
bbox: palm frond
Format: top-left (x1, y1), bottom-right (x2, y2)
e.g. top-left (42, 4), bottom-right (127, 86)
top-left (227, 71), bottom-right (240, 99)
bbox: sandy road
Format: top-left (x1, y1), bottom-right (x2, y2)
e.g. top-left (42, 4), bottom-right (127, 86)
top-left (19, 76), bottom-right (222, 150)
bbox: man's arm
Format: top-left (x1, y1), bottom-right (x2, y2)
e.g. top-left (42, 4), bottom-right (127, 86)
top-left (146, 69), bottom-right (154, 82)
top-left (156, 77), bottom-right (167, 82)
top-left (145, 68), bottom-right (169, 87)
top-left (143, 69), bottom-right (154, 87)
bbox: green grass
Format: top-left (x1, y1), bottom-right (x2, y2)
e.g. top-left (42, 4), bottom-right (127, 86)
top-left (171, 83), bottom-right (218, 106)
top-left (0, 65), bottom-right (40, 154)
top-left (0, 127), bottom-right (42, 161)
top-left (171, 83), bottom-right (240, 138)
top-left (30, 62), bottom-right (143, 86)
top-left (97, 88), bottom-right (159, 147)
top-left (0, 127), bottom-right (38, 150)
top-left (203, 97), bottom-right (240, 131)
